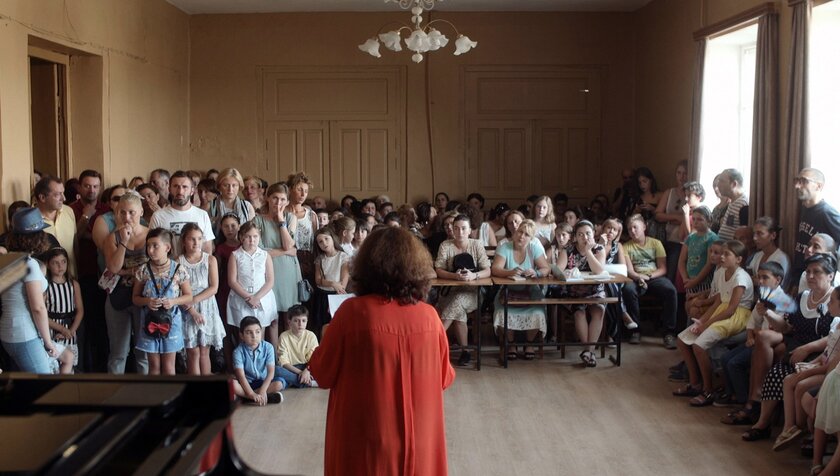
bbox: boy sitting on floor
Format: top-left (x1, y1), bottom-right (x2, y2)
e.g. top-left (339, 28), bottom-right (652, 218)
top-left (277, 305), bottom-right (319, 388)
top-left (232, 316), bottom-right (285, 405)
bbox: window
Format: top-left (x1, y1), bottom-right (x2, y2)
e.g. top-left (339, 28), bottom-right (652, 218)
top-left (698, 24), bottom-right (758, 198)
top-left (809, 0), bottom-right (840, 207)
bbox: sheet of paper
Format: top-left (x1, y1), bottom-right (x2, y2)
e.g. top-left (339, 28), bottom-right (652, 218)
top-left (328, 293), bottom-right (356, 316)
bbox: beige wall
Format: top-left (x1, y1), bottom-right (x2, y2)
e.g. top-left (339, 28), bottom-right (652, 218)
top-left (634, 0), bottom-right (793, 186)
top-left (189, 12), bottom-right (637, 205)
top-left (0, 0), bottom-right (189, 214)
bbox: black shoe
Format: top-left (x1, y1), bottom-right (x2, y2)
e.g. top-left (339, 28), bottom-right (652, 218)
top-left (458, 350), bottom-right (472, 366)
top-left (267, 392), bottom-right (284, 404)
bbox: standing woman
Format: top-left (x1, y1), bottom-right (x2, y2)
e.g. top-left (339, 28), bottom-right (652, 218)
top-left (243, 176), bottom-right (267, 214)
top-left (253, 182), bottom-right (300, 336)
top-left (633, 167), bottom-right (664, 242)
top-left (102, 193), bottom-right (150, 374)
top-left (1, 208), bottom-right (73, 373)
top-left (209, 168), bottom-right (255, 233)
top-left (309, 227), bottom-right (455, 476)
top-left (655, 160), bottom-right (689, 281)
top-left (288, 172), bottom-right (320, 284)
top-left (434, 214), bottom-right (492, 366)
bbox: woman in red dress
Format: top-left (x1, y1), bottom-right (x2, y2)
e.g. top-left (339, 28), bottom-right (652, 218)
top-left (309, 226), bottom-right (456, 476)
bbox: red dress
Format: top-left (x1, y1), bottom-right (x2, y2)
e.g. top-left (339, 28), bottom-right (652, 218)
top-left (309, 294), bottom-right (456, 476)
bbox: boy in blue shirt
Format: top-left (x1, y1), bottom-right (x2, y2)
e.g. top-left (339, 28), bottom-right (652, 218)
top-left (232, 316), bottom-right (285, 405)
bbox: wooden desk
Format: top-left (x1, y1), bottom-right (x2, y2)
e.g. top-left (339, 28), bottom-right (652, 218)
top-left (431, 278), bottom-right (493, 370)
top-left (492, 274), bottom-right (632, 368)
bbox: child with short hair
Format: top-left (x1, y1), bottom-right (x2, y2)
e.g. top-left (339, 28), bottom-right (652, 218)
top-left (44, 247), bottom-right (83, 371)
top-left (687, 240), bottom-right (725, 320)
top-left (232, 316), bottom-right (285, 405)
top-left (315, 208), bottom-right (330, 229)
top-left (133, 228), bottom-right (193, 375)
top-left (674, 239), bottom-right (754, 406)
top-left (179, 223), bottom-right (226, 375)
top-left (276, 305), bottom-right (319, 388)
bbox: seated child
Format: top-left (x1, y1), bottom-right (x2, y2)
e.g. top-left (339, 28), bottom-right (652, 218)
top-left (276, 305), bottom-right (319, 388)
top-left (232, 316), bottom-right (285, 405)
top-left (718, 262), bottom-right (795, 411)
top-left (674, 239), bottom-right (753, 406)
top-left (686, 240), bottom-right (725, 320)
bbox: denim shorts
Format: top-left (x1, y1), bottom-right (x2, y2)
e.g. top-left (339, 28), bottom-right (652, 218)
top-left (248, 373), bottom-right (287, 389)
top-left (2, 338), bottom-right (52, 374)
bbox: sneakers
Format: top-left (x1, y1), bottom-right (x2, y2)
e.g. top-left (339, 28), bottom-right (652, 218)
top-left (663, 334), bottom-right (677, 349)
top-left (457, 350), bottom-right (472, 366)
top-left (712, 391), bottom-right (739, 408)
top-left (628, 332), bottom-right (641, 345)
top-left (267, 392), bottom-right (284, 404)
top-left (668, 368), bottom-right (688, 382)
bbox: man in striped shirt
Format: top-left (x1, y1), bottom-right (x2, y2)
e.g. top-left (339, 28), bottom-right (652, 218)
top-left (716, 168), bottom-right (749, 241)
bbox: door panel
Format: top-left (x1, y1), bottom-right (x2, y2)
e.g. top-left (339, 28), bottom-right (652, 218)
top-left (264, 121), bottom-right (330, 194)
top-left (467, 120), bottom-right (532, 201)
top-left (330, 121), bottom-right (397, 200)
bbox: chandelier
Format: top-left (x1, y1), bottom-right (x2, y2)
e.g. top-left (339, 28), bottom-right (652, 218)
top-left (359, 0), bottom-right (477, 63)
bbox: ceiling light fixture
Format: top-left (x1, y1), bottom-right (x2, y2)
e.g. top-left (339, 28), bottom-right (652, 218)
top-left (359, 0), bottom-right (477, 63)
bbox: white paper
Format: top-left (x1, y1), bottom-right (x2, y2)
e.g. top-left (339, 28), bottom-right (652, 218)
top-left (328, 293), bottom-right (356, 316)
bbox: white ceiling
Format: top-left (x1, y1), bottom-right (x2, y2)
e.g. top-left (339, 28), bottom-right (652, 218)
top-left (167, 0), bottom-right (654, 15)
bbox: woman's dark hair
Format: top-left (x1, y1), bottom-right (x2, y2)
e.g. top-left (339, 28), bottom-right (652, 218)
top-left (754, 216), bottom-right (781, 240)
top-left (6, 200), bottom-right (28, 227)
top-left (415, 202), bottom-right (433, 224)
top-left (564, 207), bottom-right (582, 219)
top-left (6, 231), bottom-right (52, 255)
top-left (806, 252), bottom-right (838, 277)
top-left (490, 202), bottom-right (510, 220)
top-left (197, 178), bottom-right (219, 195)
top-left (341, 195), bottom-right (358, 208)
top-left (634, 166), bottom-right (659, 194)
top-left (351, 226), bottom-right (433, 305)
top-left (722, 239), bottom-right (748, 261)
top-left (434, 192), bottom-right (449, 204)
top-left (445, 200), bottom-right (462, 213)
top-left (43, 247), bottom-right (73, 283)
top-left (136, 183), bottom-right (159, 197)
top-left (573, 220), bottom-right (595, 235)
top-left (383, 211), bottom-right (401, 226)
top-left (466, 192), bottom-right (485, 208)
top-left (358, 199), bottom-right (376, 217)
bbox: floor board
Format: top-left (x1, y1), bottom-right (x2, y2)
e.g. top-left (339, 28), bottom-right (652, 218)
top-left (231, 337), bottom-right (806, 475)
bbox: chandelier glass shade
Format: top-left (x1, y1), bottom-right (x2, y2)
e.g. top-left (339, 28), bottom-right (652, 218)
top-left (359, 0), bottom-right (477, 63)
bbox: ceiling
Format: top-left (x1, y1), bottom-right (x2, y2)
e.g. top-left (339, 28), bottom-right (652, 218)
top-left (166, 0), bottom-right (655, 15)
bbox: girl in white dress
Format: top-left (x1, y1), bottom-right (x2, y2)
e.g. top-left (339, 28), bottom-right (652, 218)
top-left (531, 195), bottom-right (557, 248)
top-left (179, 223), bottom-right (225, 375)
top-left (227, 222), bottom-right (278, 344)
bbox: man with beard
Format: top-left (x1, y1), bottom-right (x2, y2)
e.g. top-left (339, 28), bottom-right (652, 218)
top-left (70, 170), bottom-right (111, 371)
top-left (792, 168), bottom-right (840, 280)
top-left (34, 176), bottom-right (77, 271)
top-left (150, 170), bottom-right (215, 257)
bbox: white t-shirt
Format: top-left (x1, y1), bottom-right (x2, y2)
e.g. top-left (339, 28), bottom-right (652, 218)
top-left (150, 205), bottom-right (216, 257)
top-left (713, 267), bottom-right (754, 308)
top-left (747, 248), bottom-right (790, 280)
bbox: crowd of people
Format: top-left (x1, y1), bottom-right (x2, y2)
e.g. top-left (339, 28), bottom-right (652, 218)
top-left (3, 162), bottom-right (840, 472)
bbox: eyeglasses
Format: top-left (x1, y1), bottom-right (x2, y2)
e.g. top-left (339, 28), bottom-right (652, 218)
top-left (794, 177), bottom-right (817, 185)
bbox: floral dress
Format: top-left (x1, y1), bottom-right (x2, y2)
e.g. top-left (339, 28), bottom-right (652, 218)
top-left (135, 260), bottom-right (190, 354)
top-left (564, 244), bottom-right (606, 312)
top-left (179, 253), bottom-right (225, 350)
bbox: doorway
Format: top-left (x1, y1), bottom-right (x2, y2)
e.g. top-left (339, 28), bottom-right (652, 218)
top-left (29, 55), bottom-right (69, 181)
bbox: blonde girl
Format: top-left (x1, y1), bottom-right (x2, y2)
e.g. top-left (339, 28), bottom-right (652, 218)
top-left (531, 195), bottom-right (556, 248)
top-left (331, 216), bottom-right (357, 256)
top-left (179, 223), bottom-right (225, 375)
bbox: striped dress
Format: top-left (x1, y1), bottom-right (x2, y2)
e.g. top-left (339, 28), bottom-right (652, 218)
top-left (47, 279), bottom-right (79, 366)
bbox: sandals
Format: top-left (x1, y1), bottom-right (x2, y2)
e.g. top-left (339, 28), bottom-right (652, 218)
top-left (579, 351), bottom-right (597, 367)
top-left (506, 352), bottom-right (518, 361)
top-left (811, 464), bottom-right (824, 475)
top-left (524, 351), bottom-right (536, 360)
top-left (742, 426), bottom-right (772, 442)
top-left (672, 385), bottom-right (702, 397)
top-left (720, 408), bottom-right (754, 425)
top-left (689, 392), bottom-right (715, 407)
top-left (773, 426), bottom-right (803, 451)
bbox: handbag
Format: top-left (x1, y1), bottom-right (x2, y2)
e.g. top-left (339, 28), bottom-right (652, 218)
top-left (110, 281), bottom-right (134, 310)
top-left (294, 256), bottom-right (312, 303)
top-left (144, 262), bottom-right (180, 338)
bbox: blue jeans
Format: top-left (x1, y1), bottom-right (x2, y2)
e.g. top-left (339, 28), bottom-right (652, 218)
top-left (721, 344), bottom-right (752, 403)
top-left (248, 372), bottom-right (287, 390)
top-left (2, 338), bottom-right (52, 374)
top-left (275, 363), bottom-right (315, 388)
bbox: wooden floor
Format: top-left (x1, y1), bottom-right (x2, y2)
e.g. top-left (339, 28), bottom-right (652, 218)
top-left (231, 337), bottom-right (807, 475)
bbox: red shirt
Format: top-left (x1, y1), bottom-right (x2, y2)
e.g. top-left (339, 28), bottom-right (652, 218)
top-left (310, 294), bottom-right (455, 476)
